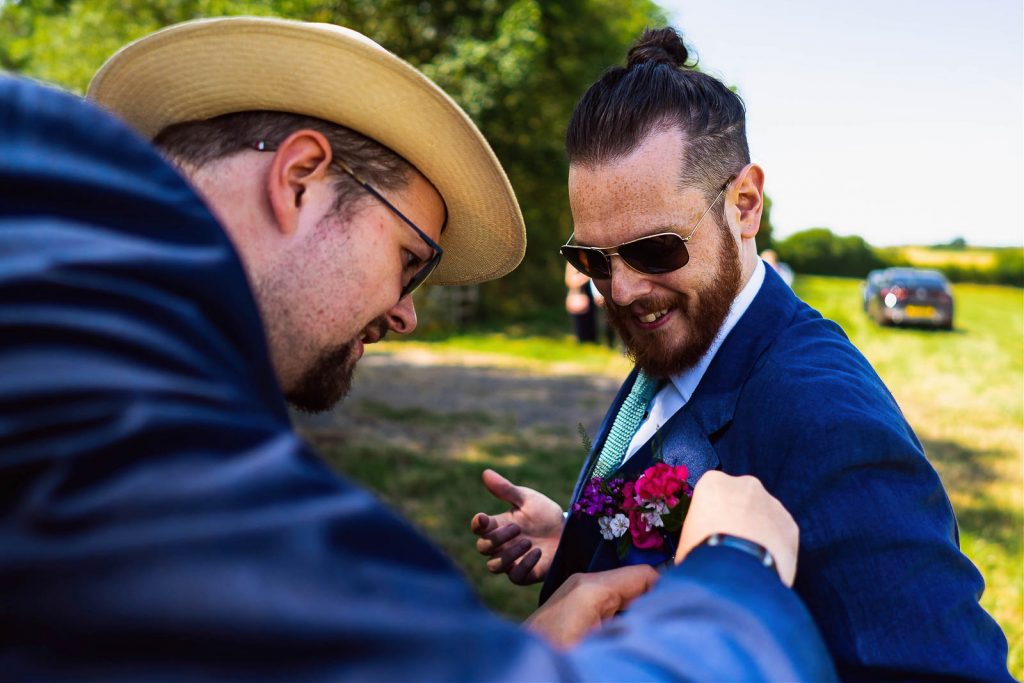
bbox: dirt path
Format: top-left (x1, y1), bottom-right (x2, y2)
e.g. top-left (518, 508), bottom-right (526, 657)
top-left (292, 347), bottom-right (624, 458)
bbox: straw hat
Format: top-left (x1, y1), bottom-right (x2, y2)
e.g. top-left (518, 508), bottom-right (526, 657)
top-left (87, 16), bottom-right (525, 286)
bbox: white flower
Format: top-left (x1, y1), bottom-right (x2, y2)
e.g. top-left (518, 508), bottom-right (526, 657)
top-left (599, 514), bottom-right (630, 540)
top-left (642, 510), bottom-right (665, 528)
top-left (609, 513), bottom-right (630, 538)
top-left (647, 500), bottom-right (669, 516)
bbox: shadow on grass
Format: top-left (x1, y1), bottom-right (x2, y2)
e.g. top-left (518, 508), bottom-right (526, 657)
top-left (879, 323), bottom-right (965, 334)
top-left (921, 436), bottom-right (1022, 556)
top-left (294, 357), bottom-right (619, 438)
top-left (921, 437), bottom-right (1003, 488)
top-left (408, 307), bottom-right (570, 341)
top-left (356, 399), bottom-right (509, 429)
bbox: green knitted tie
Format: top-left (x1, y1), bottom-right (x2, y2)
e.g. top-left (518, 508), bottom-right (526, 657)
top-left (592, 371), bottom-right (660, 479)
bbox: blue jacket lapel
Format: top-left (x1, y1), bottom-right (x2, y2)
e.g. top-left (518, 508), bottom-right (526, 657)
top-left (676, 266), bottom-right (799, 442)
top-left (656, 409), bottom-right (720, 485)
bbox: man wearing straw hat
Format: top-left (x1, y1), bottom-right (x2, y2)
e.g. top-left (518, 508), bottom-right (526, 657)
top-left (0, 17), bottom-right (835, 680)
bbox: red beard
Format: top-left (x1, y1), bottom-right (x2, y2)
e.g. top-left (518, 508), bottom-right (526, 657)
top-left (604, 222), bottom-right (741, 379)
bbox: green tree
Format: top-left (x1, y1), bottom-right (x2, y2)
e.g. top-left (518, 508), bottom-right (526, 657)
top-left (933, 236), bottom-right (968, 250)
top-left (992, 248), bottom-right (1024, 287)
top-left (775, 227), bottom-right (886, 278)
top-left (0, 0), bottom-right (666, 319)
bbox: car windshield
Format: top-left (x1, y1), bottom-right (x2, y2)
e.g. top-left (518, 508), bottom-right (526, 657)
top-left (890, 274), bottom-right (947, 288)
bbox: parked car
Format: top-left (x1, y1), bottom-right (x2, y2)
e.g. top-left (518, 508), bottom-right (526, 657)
top-left (865, 268), bottom-right (954, 330)
top-left (862, 269), bottom-right (886, 311)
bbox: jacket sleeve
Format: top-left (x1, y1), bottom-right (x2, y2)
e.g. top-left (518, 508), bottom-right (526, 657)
top-left (741, 332), bottom-right (1012, 682)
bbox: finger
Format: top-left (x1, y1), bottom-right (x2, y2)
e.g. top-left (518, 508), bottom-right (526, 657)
top-left (486, 538), bottom-right (532, 574)
top-left (475, 523), bottom-right (521, 555)
top-left (471, 512), bottom-right (498, 536)
top-left (610, 564), bottom-right (659, 592)
top-left (610, 565), bottom-right (659, 612)
top-left (597, 565), bottom-right (660, 613)
top-left (673, 528), bottom-right (689, 565)
top-left (482, 469), bottom-right (526, 508)
top-left (508, 547), bottom-right (542, 584)
top-left (691, 469), bottom-right (729, 499)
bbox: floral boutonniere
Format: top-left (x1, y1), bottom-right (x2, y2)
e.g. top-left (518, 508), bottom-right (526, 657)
top-left (572, 461), bottom-right (693, 558)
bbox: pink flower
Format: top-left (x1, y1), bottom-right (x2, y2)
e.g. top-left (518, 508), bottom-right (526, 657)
top-left (621, 480), bottom-right (641, 512)
top-left (635, 463), bottom-right (689, 507)
top-left (628, 508), bottom-right (664, 550)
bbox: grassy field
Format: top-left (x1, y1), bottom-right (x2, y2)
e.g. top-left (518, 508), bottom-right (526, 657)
top-left (878, 244), bottom-right (1024, 288)
top-left (895, 245), bottom-right (1000, 268)
top-left (308, 276), bottom-right (1022, 678)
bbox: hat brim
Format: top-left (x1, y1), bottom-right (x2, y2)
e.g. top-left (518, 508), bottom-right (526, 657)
top-left (87, 16), bottom-right (525, 286)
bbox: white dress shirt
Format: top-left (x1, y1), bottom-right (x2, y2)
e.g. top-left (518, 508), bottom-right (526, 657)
top-left (623, 258), bottom-right (767, 462)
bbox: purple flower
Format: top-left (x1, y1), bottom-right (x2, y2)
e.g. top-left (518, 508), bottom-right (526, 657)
top-left (576, 477), bottom-right (615, 518)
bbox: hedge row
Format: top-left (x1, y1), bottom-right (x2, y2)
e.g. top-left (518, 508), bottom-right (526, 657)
top-left (774, 228), bottom-right (1024, 287)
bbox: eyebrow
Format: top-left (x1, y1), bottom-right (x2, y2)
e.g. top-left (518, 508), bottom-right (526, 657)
top-left (572, 225), bottom-right (684, 247)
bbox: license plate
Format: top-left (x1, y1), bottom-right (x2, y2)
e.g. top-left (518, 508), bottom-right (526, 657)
top-left (905, 305), bottom-right (936, 318)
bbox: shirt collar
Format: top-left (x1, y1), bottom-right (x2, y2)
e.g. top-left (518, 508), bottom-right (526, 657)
top-left (670, 258), bottom-right (766, 403)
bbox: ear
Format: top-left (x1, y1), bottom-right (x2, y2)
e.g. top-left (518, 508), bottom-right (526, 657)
top-left (265, 129), bottom-right (335, 236)
top-left (725, 163), bottom-right (765, 240)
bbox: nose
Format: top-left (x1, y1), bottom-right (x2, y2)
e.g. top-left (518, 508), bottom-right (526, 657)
top-left (608, 256), bottom-right (653, 307)
top-left (386, 294), bottom-right (418, 335)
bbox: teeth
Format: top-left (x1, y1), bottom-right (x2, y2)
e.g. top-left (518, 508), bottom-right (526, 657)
top-left (638, 308), bottom-right (669, 324)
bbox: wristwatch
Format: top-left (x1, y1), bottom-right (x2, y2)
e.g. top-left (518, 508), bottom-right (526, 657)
top-left (701, 533), bottom-right (779, 579)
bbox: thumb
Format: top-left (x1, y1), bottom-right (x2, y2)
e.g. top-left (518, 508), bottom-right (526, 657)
top-left (597, 565), bottom-right (660, 613)
top-left (610, 564), bottom-right (659, 593)
top-left (482, 469), bottom-right (525, 507)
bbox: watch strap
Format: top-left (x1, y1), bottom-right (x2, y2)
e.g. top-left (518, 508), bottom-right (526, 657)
top-left (701, 533), bottom-right (779, 579)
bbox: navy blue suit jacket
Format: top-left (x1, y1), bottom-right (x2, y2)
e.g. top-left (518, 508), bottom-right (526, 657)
top-left (0, 76), bottom-right (837, 681)
top-left (542, 266), bottom-right (1012, 681)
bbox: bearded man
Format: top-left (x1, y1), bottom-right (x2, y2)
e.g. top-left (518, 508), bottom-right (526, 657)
top-left (472, 27), bottom-right (1012, 682)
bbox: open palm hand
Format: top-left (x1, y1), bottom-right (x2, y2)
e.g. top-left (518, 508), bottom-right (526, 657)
top-left (470, 469), bottom-right (565, 585)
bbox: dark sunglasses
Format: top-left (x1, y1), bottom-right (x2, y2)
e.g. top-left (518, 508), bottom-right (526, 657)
top-left (560, 184), bottom-right (727, 280)
top-left (253, 141), bottom-right (443, 300)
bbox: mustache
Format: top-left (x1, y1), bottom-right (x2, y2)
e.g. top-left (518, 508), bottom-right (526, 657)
top-left (605, 294), bottom-right (681, 316)
top-left (364, 315), bottom-right (390, 344)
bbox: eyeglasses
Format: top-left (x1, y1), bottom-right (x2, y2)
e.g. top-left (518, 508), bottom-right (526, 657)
top-left (559, 183), bottom-right (728, 280)
top-left (253, 141), bottom-right (443, 300)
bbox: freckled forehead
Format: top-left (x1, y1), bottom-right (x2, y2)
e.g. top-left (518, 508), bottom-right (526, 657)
top-left (568, 128), bottom-right (704, 245)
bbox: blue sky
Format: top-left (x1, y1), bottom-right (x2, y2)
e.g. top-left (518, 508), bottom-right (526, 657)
top-left (661, 0), bottom-right (1023, 247)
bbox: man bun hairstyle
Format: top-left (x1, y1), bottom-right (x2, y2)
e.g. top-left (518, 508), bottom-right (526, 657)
top-left (566, 27), bottom-right (749, 201)
top-left (626, 27), bottom-right (691, 69)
